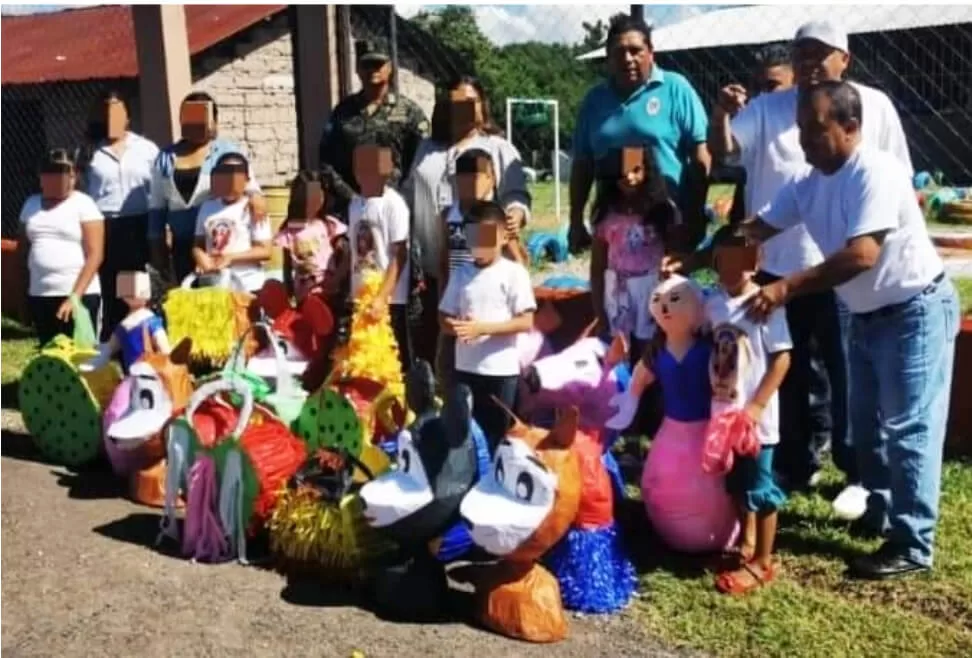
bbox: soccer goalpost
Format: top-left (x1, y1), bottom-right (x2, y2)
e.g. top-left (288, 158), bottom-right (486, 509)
top-left (505, 98), bottom-right (561, 227)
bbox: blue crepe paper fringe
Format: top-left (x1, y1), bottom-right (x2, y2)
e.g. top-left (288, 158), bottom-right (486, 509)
top-left (545, 523), bottom-right (637, 614)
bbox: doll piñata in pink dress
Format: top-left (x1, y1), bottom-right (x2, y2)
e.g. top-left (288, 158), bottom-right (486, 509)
top-left (606, 275), bottom-right (738, 554)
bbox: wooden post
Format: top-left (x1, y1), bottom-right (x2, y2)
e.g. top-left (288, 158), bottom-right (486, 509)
top-left (290, 5), bottom-right (344, 170)
top-left (131, 5), bottom-right (192, 146)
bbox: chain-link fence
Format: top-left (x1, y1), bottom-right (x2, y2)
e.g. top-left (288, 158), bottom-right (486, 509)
top-left (384, 4), bottom-right (972, 228)
top-left (3, 4), bottom-right (969, 240)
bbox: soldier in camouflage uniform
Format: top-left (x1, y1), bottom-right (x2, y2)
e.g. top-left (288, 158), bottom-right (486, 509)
top-left (319, 38), bottom-right (430, 219)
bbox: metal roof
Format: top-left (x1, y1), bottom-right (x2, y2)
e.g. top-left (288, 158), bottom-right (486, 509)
top-left (576, 4), bottom-right (972, 60)
top-left (1, 5), bottom-right (285, 85)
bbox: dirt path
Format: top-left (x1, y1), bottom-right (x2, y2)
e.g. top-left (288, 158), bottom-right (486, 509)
top-left (1, 410), bottom-right (681, 658)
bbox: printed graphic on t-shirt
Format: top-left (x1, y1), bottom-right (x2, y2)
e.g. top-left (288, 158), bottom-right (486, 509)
top-left (207, 217), bottom-right (235, 254)
top-left (710, 322), bottom-right (753, 404)
top-left (354, 219), bottom-right (381, 276)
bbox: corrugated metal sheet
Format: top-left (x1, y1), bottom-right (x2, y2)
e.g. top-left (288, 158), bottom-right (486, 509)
top-left (1, 4), bottom-right (286, 85)
top-left (576, 4), bottom-right (972, 60)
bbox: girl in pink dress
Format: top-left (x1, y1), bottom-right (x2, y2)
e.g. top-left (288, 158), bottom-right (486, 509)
top-left (273, 171), bottom-right (349, 304)
top-left (590, 146), bottom-right (684, 355)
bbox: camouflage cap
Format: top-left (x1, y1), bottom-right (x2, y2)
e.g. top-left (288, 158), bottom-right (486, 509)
top-left (356, 38), bottom-right (390, 64)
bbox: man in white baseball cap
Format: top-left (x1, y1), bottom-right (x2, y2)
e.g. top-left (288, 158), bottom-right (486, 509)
top-left (706, 19), bottom-right (912, 520)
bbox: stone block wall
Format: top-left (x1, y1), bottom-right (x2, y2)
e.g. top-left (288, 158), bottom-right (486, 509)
top-left (195, 24), bottom-right (298, 188)
top-left (194, 20), bottom-right (437, 188)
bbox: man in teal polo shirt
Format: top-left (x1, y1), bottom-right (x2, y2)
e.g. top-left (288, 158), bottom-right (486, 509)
top-left (569, 13), bottom-right (711, 253)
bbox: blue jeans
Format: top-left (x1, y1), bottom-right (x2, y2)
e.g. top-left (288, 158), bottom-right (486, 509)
top-left (849, 277), bottom-right (960, 567)
top-left (832, 299), bottom-right (857, 483)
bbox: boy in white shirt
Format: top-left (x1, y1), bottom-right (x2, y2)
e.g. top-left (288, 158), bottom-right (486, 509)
top-left (705, 226), bottom-right (792, 596)
top-left (348, 142), bottom-right (412, 371)
top-left (193, 152), bottom-right (271, 292)
top-left (439, 200), bottom-right (536, 451)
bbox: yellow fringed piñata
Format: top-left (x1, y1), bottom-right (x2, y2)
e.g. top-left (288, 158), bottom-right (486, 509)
top-left (336, 269), bottom-right (404, 402)
top-left (163, 287), bottom-right (254, 369)
top-left (267, 481), bottom-right (397, 582)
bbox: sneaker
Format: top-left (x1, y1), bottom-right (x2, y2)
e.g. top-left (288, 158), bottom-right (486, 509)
top-left (832, 484), bottom-right (870, 521)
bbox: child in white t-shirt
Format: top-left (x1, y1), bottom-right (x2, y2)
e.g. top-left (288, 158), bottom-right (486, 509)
top-left (193, 152), bottom-right (271, 292)
top-left (439, 200), bottom-right (536, 451)
top-left (349, 143), bottom-right (412, 372)
top-left (705, 226), bottom-right (791, 596)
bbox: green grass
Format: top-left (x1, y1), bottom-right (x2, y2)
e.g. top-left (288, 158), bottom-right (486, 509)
top-left (955, 278), bottom-right (972, 315)
top-left (1, 317), bottom-right (37, 387)
top-left (630, 460), bottom-right (972, 657)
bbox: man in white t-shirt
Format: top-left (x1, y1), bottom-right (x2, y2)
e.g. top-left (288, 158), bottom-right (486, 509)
top-left (741, 81), bottom-right (960, 580)
top-left (349, 142), bottom-right (412, 372)
top-left (710, 20), bottom-right (913, 506)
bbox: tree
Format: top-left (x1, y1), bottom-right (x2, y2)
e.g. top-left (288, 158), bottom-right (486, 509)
top-left (579, 19), bottom-right (607, 52)
top-left (410, 5), bottom-right (494, 76)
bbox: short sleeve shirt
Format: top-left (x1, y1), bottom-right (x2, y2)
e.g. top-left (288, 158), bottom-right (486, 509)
top-left (273, 217), bottom-right (347, 300)
top-left (20, 191), bottom-right (104, 297)
top-left (573, 67), bottom-right (708, 196)
top-left (762, 147), bottom-right (943, 314)
top-left (194, 197), bottom-right (272, 291)
top-left (347, 187), bottom-right (411, 305)
top-left (439, 258), bottom-right (537, 377)
top-left (705, 287), bottom-right (792, 445)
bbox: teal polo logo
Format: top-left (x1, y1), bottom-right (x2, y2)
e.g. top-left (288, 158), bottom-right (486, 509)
top-left (646, 96), bottom-right (661, 116)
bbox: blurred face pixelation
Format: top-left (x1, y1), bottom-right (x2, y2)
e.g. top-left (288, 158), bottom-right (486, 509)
top-left (180, 100), bottom-right (214, 145)
top-left (466, 219), bottom-right (505, 266)
top-left (456, 155), bottom-right (495, 204)
top-left (618, 146), bottom-right (646, 196)
top-left (105, 99), bottom-right (128, 140)
top-left (211, 157), bottom-right (248, 199)
top-left (353, 144), bottom-right (393, 195)
top-left (449, 84), bottom-right (483, 140)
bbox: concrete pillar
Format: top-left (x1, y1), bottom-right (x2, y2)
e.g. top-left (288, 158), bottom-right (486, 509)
top-left (132, 5), bottom-right (192, 146)
top-left (290, 5), bottom-right (345, 170)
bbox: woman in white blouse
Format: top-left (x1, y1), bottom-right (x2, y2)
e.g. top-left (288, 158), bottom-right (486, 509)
top-left (19, 149), bottom-right (105, 345)
top-left (82, 90), bottom-right (159, 337)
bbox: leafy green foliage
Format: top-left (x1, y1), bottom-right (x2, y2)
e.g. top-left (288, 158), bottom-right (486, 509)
top-left (408, 5), bottom-right (604, 149)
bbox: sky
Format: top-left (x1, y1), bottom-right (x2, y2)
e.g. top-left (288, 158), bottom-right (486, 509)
top-left (1, 4), bottom-right (724, 46)
top-left (395, 4), bottom-right (722, 46)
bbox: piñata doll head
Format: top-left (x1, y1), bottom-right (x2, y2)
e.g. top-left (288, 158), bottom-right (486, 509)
top-left (648, 274), bottom-right (705, 339)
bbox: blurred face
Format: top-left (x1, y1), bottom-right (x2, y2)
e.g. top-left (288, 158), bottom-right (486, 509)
top-left (357, 58), bottom-right (391, 88)
top-left (792, 39), bottom-right (849, 88)
top-left (713, 244), bottom-right (757, 292)
top-left (353, 144), bottom-right (393, 194)
top-left (466, 219), bottom-right (506, 266)
top-left (105, 99), bottom-right (128, 140)
top-left (211, 158), bottom-right (248, 199)
top-left (456, 156), bottom-right (495, 204)
top-left (609, 30), bottom-right (653, 90)
top-left (180, 100), bottom-right (215, 145)
top-left (798, 91), bottom-right (857, 173)
top-left (299, 180), bottom-right (325, 219)
top-left (449, 84), bottom-right (483, 141)
top-left (755, 64), bottom-right (794, 95)
top-left (39, 164), bottom-right (74, 201)
top-left (617, 146), bottom-right (646, 196)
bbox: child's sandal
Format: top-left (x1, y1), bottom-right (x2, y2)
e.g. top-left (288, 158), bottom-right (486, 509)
top-left (715, 560), bottom-right (778, 596)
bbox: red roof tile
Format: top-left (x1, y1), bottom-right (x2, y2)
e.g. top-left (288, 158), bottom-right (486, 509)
top-left (1, 4), bottom-right (286, 85)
